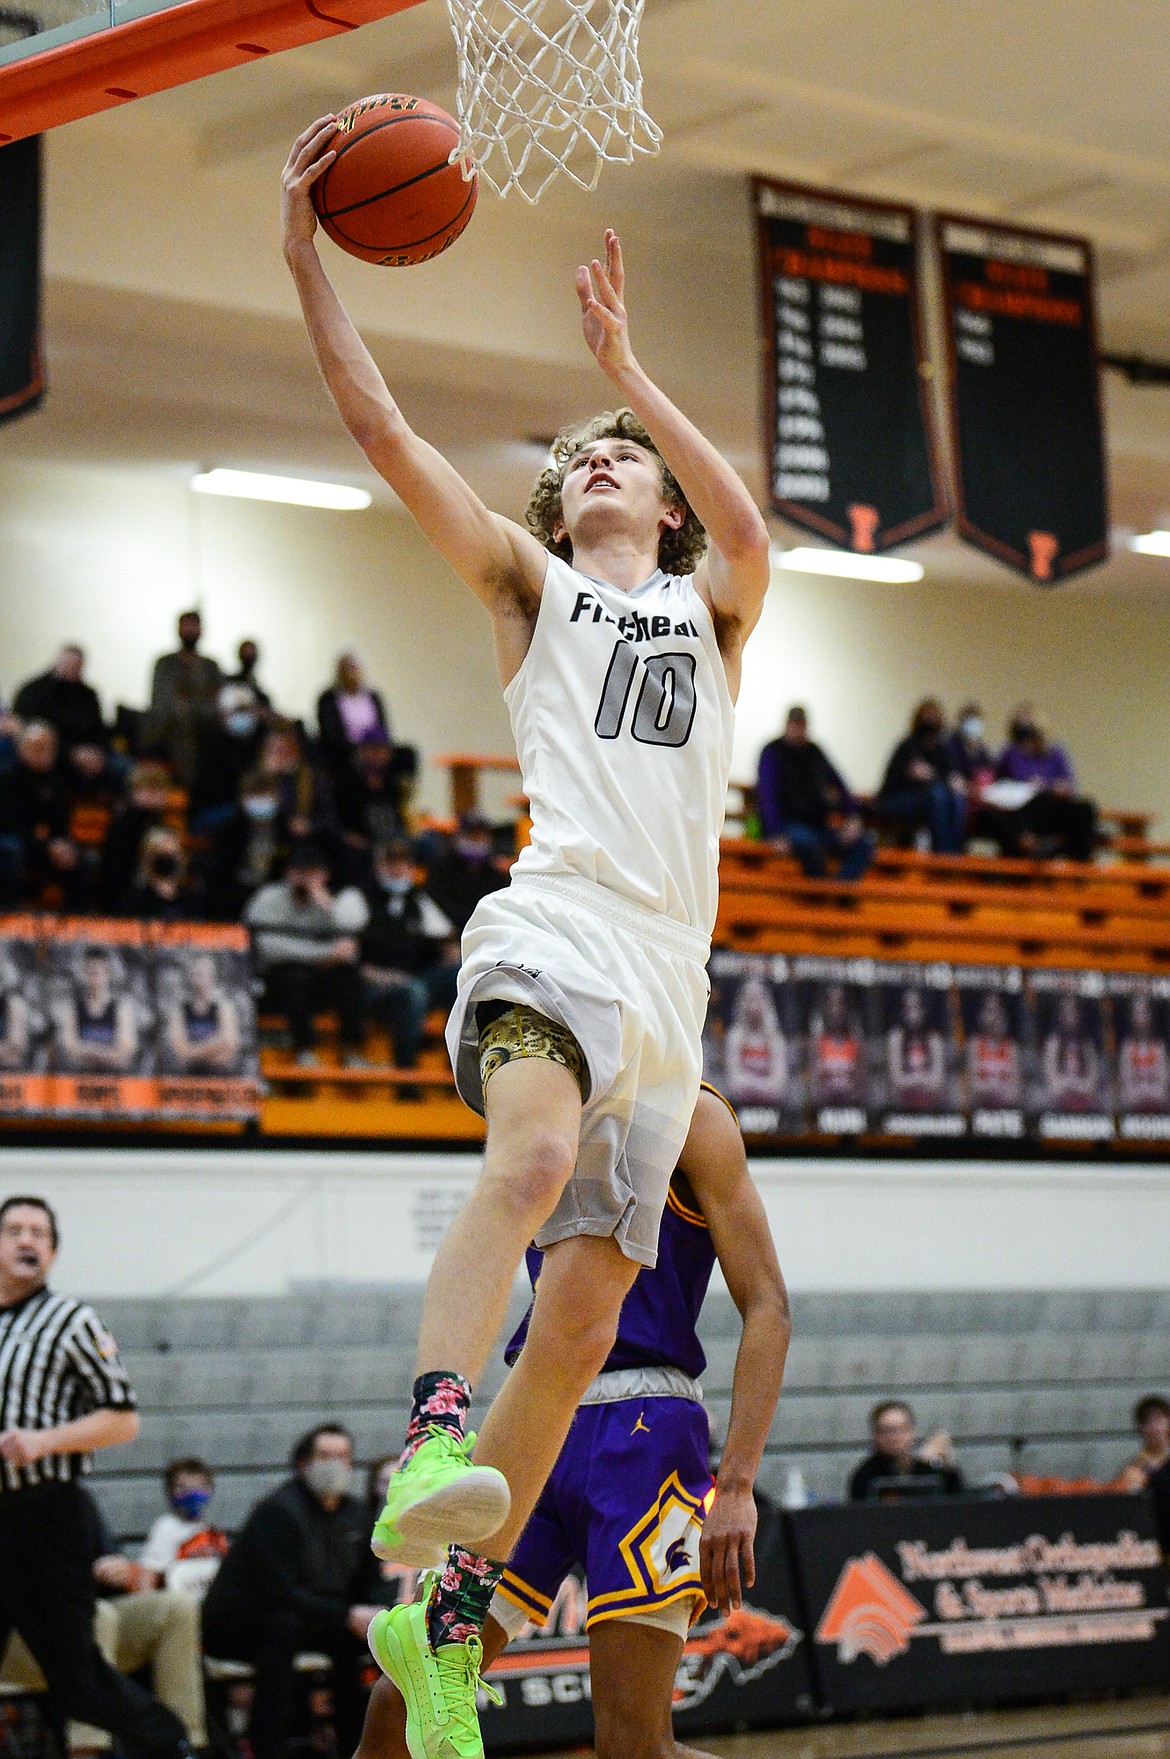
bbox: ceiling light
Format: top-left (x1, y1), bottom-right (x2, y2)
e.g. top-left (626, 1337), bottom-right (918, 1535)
top-left (1128, 530), bottom-right (1170, 557)
top-left (772, 545), bottom-right (924, 584)
top-left (191, 469), bottom-right (371, 510)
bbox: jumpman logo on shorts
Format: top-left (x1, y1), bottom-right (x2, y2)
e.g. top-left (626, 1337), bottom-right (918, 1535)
top-left (631, 1409), bottom-right (651, 1436)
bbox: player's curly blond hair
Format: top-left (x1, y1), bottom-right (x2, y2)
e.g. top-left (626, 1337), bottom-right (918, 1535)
top-left (525, 410), bottom-right (708, 576)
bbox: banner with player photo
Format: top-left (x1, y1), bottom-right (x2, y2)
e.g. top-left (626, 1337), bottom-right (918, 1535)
top-left (0, 914), bottom-right (50, 1114)
top-left (871, 962), bottom-right (964, 1138)
top-left (1109, 974), bottom-right (1170, 1142)
top-left (954, 964), bottom-right (1028, 1142)
top-left (754, 180), bottom-right (946, 552)
top-left (1028, 967), bottom-right (1113, 1143)
top-left (0, 917), bottom-right (259, 1122)
top-left (704, 949), bottom-right (804, 1135)
top-left (793, 954), bottom-right (875, 1135)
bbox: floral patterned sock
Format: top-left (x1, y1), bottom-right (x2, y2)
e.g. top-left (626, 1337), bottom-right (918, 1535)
top-left (401, 1371), bottom-right (472, 1462)
top-left (427, 1546), bottom-right (505, 1649)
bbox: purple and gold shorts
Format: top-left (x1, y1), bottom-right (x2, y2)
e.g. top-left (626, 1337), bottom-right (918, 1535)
top-left (494, 1393), bottom-right (712, 1633)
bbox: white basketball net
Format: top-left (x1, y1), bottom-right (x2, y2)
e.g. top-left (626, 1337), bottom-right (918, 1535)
top-left (445, 0), bottom-right (662, 203)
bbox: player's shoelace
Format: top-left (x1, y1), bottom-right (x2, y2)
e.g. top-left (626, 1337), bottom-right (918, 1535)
top-left (435, 1637), bottom-right (501, 1739)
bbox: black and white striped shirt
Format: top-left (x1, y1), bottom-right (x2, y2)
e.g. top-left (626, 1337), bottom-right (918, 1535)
top-left (0, 1286), bottom-right (136, 1493)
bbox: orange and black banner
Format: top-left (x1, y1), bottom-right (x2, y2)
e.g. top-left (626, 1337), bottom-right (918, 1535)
top-left (754, 179), bottom-right (946, 553)
top-left (937, 217), bottom-right (1108, 583)
top-left (0, 916), bottom-right (259, 1121)
top-left (0, 135), bottom-right (44, 423)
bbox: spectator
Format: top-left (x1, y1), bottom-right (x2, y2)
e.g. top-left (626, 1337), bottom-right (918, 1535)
top-left (850, 1399), bottom-right (965, 1501)
top-left (137, 1459), bottom-right (230, 1597)
top-left (334, 737), bottom-right (411, 879)
top-left (997, 709), bottom-right (1097, 862)
top-left (223, 639), bottom-right (273, 713)
top-left (425, 811), bottom-right (509, 932)
top-left (12, 645), bottom-right (112, 792)
top-left (101, 763), bottom-right (173, 912)
top-left (187, 685), bottom-right (265, 832)
top-left (201, 1423), bottom-right (389, 1759)
top-left (755, 705), bottom-right (874, 880)
top-left (0, 722), bottom-right (86, 908)
top-left (316, 654), bottom-right (390, 781)
top-left (877, 698), bottom-right (965, 854)
top-left (946, 702), bottom-right (996, 793)
top-left (200, 771), bottom-right (288, 922)
top-left (254, 722), bottom-right (338, 851)
top-left (244, 842), bottom-right (369, 1067)
top-left (123, 828), bottom-right (200, 923)
top-left (144, 611), bottom-right (222, 789)
top-left (0, 1195), bottom-right (190, 1759)
top-left (1119, 1395), bottom-right (1170, 1492)
top-left (362, 838), bottom-right (459, 1075)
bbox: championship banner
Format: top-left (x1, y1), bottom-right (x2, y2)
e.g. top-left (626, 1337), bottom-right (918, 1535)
top-left (1108, 973), bottom-right (1170, 1142)
top-left (478, 1503), bottom-right (813, 1751)
top-left (789, 1494), bottom-right (1170, 1715)
top-left (1028, 968), bottom-right (1113, 1142)
top-left (704, 950), bottom-right (803, 1136)
top-left (152, 923), bottom-right (260, 1120)
top-left (0, 136), bottom-right (44, 422)
top-left (794, 955), bottom-right (874, 1135)
top-left (45, 918), bottom-right (156, 1118)
top-left (0, 914), bottom-right (50, 1113)
top-left (937, 217), bottom-right (1108, 582)
top-left (954, 964), bottom-right (1027, 1142)
top-left (754, 180), bottom-right (946, 552)
top-left (872, 961), bottom-right (964, 1138)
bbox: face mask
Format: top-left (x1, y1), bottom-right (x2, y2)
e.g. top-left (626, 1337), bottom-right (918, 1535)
top-left (243, 796), bottom-right (278, 821)
top-left (151, 852), bottom-right (180, 879)
top-left (303, 1458), bottom-right (352, 1501)
top-left (379, 873), bottom-right (413, 894)
top-left (960, 715), bottom-right (983, 742)
top-left (226, 712), bottom-right (257, 739)
top-left (179, 632), bottom-right (199, 651)
top-left (172, 1488), bottom-right (211, 1522)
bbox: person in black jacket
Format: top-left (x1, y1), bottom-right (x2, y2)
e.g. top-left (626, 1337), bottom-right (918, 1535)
top-left (423, 812), bottom-right (508, 933)
top-left (0, 723), bottom-right (86, 907)
top-left (362, 840), bottom-right (459, 1071)
top-left (849, 1399), bottom-right (965, 1502)
top-left (201, 1424), bottom-right (390, 1759)
top-left (755, 706), bottom-right (874, 879)
top-left (12, 646), bottom-right (109, 783)
top-left (877, 698), bottom-right (966, 854)
top-left (315, 655), bottom-right (391, 783)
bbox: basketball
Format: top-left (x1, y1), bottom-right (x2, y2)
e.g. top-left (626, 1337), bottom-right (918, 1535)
top-left (311, 93), bottom-right (477, 268)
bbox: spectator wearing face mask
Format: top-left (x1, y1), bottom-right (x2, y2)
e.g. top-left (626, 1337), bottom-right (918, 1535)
top-left (101, 764), bottom-right (174, 912)
top-left (201, 774), bottom-right (287, 921)
top-left (877, 699), bottom-right (966, 854)
top-left (361, 839), bottom-right (459, 1076)
top-left (124, 828), bottom-right (200, 923)
top-left (997, 709), bottom-right (1098, 862)
top-left (143, 612), bottom-right (223, 791)
top-left (223, 640), bottom-right (274, 714)
top-left (187, 686), bottom-right (265, 833)
top-left (201, 1424), bottom-right (390, 1759)
top-left (137, 1459), bottom-right (229, 1598)
top-left (424, 811), bottom-right (509, 932)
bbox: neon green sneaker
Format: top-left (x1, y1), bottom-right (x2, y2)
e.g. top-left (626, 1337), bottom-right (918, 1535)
top-left (371, 1428), bottom-right (510, 1566)
top-left (368, 1593), bottom-right (500, 1759)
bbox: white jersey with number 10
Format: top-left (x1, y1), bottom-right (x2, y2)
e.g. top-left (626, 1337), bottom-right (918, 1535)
top-left (506, 553), bottom-right (734, 936)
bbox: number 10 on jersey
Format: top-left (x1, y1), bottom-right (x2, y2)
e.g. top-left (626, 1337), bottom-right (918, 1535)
top-left (593, 640), bottom-right (698, 748)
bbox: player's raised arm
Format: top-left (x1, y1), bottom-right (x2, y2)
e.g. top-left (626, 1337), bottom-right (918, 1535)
top-left (280, 119), bottom-right (547, 626)
top-left (576, 229), bottom-right (772, 649)
top-left (683, 1092), bottom-right (790, 1615)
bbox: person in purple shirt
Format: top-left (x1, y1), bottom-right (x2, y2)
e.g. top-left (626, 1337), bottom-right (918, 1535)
top-left (756, 706), bottom-right (874, 880)
top-left (997, 710), bottom-right (1097, 861)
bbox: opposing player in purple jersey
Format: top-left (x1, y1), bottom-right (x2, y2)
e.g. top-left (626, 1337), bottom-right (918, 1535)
top-left (359, 1086), bottom-right (789, 1759)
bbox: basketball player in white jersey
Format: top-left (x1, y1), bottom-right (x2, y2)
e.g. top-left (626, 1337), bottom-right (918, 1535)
top-left (282, 116), bottom-right (771, 1756)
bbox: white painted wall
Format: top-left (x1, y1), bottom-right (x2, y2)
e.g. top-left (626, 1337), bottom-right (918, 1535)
top-left (9, 1147), bottom-right (1170, 1299)
top-left (3, 453), bottom-right (1170, 825)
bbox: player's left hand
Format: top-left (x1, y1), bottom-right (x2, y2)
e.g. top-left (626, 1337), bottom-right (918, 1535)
top-left (700, 1484), bottom-right (757, 1615)
top-left (0, 1428), bottom-right (46, 1466)
top-left (576, 229), bottom-right (636, 379)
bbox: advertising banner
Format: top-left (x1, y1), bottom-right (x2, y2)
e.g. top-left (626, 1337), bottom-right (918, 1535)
top-left (794, 955), bottom-right (875, 1135)
top-left (790, 1494), bottom-right (1170, 1714)
top-left (704, 950), bottom-right (803, 1135)
top-left (152, 923), bottom-right (259, 1120)
top-left (1108, 973), bottom-right (1170, 1142)
top-left (44, 918), bottom-right (155, 1118)
top-left (937, 217), bottom-right (1108, 583)
top-left (954, 964), bottom-right (1028, 1142)
top-left (872, 962), bottom-right (964, 1137)
top-left (0, 913), bottom-right (50, 1114)
top-left (755, 180), bottom-right (946, 553)
top-left (1028, 968), bottom-right (1113, 1142)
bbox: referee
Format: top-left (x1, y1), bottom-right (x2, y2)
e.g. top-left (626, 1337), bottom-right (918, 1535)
top-left (0, 1195), bottom-right (191, 1759)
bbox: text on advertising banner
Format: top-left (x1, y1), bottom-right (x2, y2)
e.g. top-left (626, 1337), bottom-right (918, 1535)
top-left (755, 179), bottom-right (946, 553)
top-left (937, 218), bottom-right (1108, 583)
top-left (788, 1493), bottom-right (1170, 1716)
